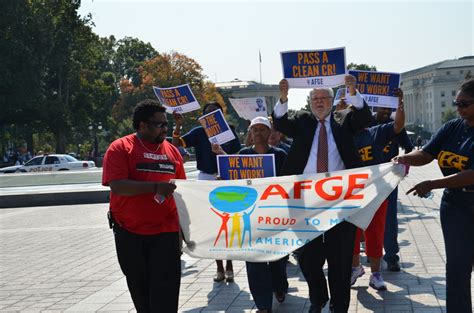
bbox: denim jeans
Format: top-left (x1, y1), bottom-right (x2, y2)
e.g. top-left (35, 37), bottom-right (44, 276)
top-left (440, 192), bottom-right (474, 313)
top-left (383, 187), bottom-right (400, 262)
top-left (246, 256), bottom-right (289, 310)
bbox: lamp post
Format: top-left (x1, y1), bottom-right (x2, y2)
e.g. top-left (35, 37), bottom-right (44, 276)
top-left (88, 122), bottom-right (102, 162)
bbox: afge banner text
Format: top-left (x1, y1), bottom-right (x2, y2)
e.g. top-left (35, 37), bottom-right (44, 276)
top-left (175, 163), bottom-right (405, 262)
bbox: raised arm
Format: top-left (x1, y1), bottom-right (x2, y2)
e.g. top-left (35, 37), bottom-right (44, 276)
top-left (172, 112), bottom-right (184, 147)
top-left (272, 79), bottom-right (300, 138)
top-left (393, 88), bottom-right (406, 134)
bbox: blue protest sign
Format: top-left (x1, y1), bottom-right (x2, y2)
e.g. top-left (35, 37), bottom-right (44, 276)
top-left (153, 83), bottom-right (200, 113)
top-left (348, 70), bottom-right (401, 108)
top-left (280, 47), bottom-right (346, 88)
top-left (198, 109), bottom-right (235, 145)
top-left (217, 154), bottom-right (276, 180)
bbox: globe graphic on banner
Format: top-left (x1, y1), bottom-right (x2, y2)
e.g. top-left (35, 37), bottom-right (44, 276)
top-left (209, 186), bottom-right (258, 213)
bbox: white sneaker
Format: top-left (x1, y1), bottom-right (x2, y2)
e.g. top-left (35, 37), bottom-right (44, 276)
top-left (350, 265), bottom-right (365, 285)
top-left (369, 272), bottom-right (387, 291)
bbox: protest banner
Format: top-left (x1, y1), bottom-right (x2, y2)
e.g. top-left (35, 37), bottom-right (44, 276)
top-left (348, 70), bottom-right (401, 108)
top-left (198, 109), bottom-right (236, 145)
top-left (228, 97), bottom-right (268, 121)
top-left (174, 163), bottom-right (405, 262)
top-left (280, 47), bottom-right (346, 88)
top-left (217, 154), bottom-right (276, 180)
top-left (153, 84), bottom-right (200, 113)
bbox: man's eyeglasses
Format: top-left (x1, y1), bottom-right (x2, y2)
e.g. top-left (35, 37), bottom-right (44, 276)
top-left (148, 121), bottom-right (168, 128)
top-left (311, 96), bottom-right (332, 102)
top-left (453, 100), bottom-right (474, 109)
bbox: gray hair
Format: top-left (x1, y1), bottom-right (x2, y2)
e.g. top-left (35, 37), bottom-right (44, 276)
top-left (310, 88), bottom-right (334, 99)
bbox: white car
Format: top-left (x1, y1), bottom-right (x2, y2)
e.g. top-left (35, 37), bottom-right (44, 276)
top-left (0, 154), bottom-right (96, 174)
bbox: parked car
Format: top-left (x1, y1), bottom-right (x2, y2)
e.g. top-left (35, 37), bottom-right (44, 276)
top-left (0, 154), bottom-right (96, 174)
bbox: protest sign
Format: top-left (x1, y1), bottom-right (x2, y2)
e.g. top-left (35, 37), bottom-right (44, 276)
top-left (175, 163), bottom-right (405, 262)
top-left (348, 70), bottom-right (401, 108)
top-left (217, 154), bottom-right (276, 180)
top-left (198, 109), bottom-right (236, 145)
top-left (153, 84), bottom-right (200, 113)
top-left (280, 47), bottom-right (346, 88)
top-left (228, 97), bottom-right (267, 121)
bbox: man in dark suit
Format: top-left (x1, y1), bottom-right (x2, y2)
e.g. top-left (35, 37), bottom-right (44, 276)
top-left (272, 75), bottom-right (372, 313)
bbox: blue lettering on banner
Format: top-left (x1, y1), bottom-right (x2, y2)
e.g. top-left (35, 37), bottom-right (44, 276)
top-left (304, 218), bottom-right (321, 226)
top-left (255, 237), bottom-right (311, 246)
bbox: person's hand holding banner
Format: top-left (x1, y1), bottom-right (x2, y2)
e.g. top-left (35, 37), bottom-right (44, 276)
top-left (279, 79), bottom-right (289, 103)
top-left (211, 143), bottom-right (225, 155)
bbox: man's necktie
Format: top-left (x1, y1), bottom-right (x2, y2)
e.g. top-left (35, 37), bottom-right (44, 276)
top-left (317, 119), bottom-right (328, 173)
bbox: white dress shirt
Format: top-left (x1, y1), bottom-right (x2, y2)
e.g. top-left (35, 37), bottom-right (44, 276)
top-left (273, 91), bottom-right (364, 173)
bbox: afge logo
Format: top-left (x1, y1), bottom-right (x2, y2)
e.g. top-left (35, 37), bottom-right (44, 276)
top-left (209, 186), bottom-right (258, 248)
top-left (358, 146), bottom-right (373, 162)
top-left (437, 150), bottom-right (468, 170)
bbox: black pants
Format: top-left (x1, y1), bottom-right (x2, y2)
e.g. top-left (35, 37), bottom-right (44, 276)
top-left (246, 256), bottom-right (289, 310)
top-left (298, 221), bottom-right (356, 313)
top-left (114, 226), bottom-right (181, 313)
top-left (440, 192), bottom-right (474, 313)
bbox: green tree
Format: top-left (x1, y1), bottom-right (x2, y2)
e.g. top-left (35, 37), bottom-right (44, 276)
top-left (442, 108), bottom-right (458, 124)
top-left (113, 52), bottom-right (226, 137)
top-left (347, 63), bottom-right (377, 71)
top-left (113, 37), bottom-right (158, 85)
top-left (0, 0), bottom-right (51, 154)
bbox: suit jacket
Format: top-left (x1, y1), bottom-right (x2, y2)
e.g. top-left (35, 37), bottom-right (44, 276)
top-left (273, 104), bottom-right (372, 176)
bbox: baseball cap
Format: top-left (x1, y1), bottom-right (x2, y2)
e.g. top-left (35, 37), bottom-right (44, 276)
top-left (249, 116), bottom-right (271, 129)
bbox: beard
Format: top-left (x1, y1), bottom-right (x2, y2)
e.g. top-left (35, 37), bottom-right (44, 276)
top-left (154, 131), bottom-right (167, 143)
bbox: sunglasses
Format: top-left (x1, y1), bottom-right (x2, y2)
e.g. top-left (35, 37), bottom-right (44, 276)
top-left (147, 121), bottom-right (168, 128)
top-left (453, 100), bottom-right (474, 108)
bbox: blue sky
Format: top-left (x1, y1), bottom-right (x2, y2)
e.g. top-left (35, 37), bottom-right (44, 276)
top-left (79, 0), bottom-right (473, 109)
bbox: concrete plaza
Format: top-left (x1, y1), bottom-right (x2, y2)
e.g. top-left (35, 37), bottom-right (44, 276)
top-left (0, 161), bottom-right (472, 312)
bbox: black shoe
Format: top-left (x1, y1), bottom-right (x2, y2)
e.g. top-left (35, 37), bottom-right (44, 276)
top-left (274, 291), bottom-right (286, 303)
top-left (387, 260), bottom-right (401, 272)
top-left (308, 303), bottom-right (325, 313)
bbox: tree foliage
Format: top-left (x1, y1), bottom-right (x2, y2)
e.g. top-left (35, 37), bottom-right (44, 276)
top-left (347, 63), bottom-right (378, 71)
top-left (0, 1), bottom-right (223, 157)
top-left (113, 52), bottom-right (226, 136)
top-left (441, 108), bottom-right (458, 124)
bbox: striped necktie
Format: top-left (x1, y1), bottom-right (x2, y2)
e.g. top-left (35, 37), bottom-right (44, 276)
top-left (317, 119), bottom-right (328, 173)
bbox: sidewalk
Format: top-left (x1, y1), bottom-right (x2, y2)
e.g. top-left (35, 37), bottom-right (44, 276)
top-left (0, 161), bottom-right (472, 312)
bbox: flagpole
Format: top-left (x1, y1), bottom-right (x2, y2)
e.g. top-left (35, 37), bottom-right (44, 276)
top-left (259, 49), bottom-right (262, 84)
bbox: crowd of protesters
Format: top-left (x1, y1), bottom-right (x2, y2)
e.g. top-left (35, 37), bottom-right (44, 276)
top-left (101, 77), bottom-right (473, 313)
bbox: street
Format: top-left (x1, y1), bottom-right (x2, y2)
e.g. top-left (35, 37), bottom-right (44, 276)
top-left (0, 161), bottom-right (472, 312)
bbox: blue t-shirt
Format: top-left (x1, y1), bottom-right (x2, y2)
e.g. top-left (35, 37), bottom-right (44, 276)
top-left (355, 123), bottom-right (395, 166)
top-left (370, 118), bottom-right (413, 161)
top-left (238, 146), bottom-right (287, 176)
top-left (182, 126), bottom-right (241, 174)
top-left (423, 118), bottom-right (474, 191)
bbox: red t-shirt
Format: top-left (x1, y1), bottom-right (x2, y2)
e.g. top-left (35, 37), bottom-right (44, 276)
top-left (102, 134), bottom-right (186, 235)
